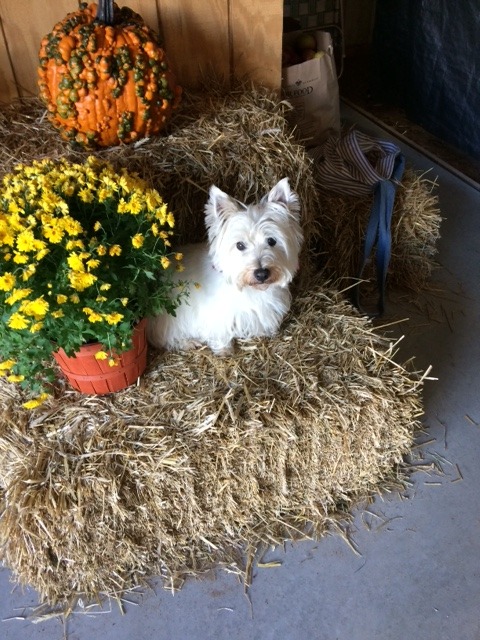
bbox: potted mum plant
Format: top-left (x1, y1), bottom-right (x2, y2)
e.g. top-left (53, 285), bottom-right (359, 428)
top-left (0, 156), bottom-right (185, 408)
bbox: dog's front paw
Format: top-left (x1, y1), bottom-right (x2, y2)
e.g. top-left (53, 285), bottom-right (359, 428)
top-left (210, 342), bottom-right (234, 357)
top-left (181, 339), bottom-right (205, 351)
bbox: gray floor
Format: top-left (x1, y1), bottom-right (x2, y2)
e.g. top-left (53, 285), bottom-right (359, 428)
top-left (2, 108), bottom-right (480, 640)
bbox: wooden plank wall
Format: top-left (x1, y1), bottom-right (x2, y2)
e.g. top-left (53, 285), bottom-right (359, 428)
top-left (0, 0), bottom-right (283, 103)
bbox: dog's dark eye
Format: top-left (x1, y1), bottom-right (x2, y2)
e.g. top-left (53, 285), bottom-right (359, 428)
top-left (267, 237), bottom-right (277, 247)
top-left (236, 241), bottom-right (246, 251)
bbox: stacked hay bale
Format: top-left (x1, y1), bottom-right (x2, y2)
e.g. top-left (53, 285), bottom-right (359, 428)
top-left (316, 168), bottom-right (441, 294)
top-left (0, 83), bottom-right (436, 611)
top-left (0, 284), bottom-right (425, 607)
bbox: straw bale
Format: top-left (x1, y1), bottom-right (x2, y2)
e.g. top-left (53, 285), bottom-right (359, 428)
top-left (316, 168), bottom-right (442, 293)
top-left (0, 280), bottom-right (424, 609)
top-left (0, 83), bottom-right (427, 612)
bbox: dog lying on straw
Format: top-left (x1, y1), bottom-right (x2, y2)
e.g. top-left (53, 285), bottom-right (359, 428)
top-left (147, 178), bottom-right (303, 355)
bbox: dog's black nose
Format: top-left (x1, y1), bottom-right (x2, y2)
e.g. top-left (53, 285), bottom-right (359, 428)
top-left (254, 267), bottom-right (270, 283)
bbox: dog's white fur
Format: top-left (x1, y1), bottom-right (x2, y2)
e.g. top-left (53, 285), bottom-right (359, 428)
top-left (147, 178), bottom-right (303, 354)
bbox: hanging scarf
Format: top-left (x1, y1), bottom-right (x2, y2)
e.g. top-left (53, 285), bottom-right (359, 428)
top-left (315, 129), bottom-right (405, 316)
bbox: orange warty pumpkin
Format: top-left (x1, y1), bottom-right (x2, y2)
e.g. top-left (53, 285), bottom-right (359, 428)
top-left (38, 1), bottom-right (182, 147)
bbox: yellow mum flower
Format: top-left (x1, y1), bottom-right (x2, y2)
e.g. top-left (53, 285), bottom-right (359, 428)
top-left (62, 217), bottom-right (83, 236)
top-left (101, 174), bottom-right (118, 192)
top-left (43, 226), bottom-right (64, 243)
top-left (35, 248), bottom-right (49, 261)
top-left (51, 310), bottom-right (64, 319)
top-left (6, 288), bottom-right (32, 305)
top-left (29, 322), bottom-right (43, 333)
top-left (40, 212), bottom-right (53, 226)
top-left (97, 245), bottom-right (107, 256)
top-left (7, 200), bottom-right (24, 215)
top-left (8, 312), bottom-right (29, 329)
top-left (125, 194), bottom-right (143, 215)
top-left (108, 358), bottom-right (118, 367)
top-left (56, 294), bottom-right (68, 304)
top-left (120, 297), bottom-right (128, 306)
top-left (67, 253), bottom-right (85, 271)
top-left (175, 252), bottom-right (183, 261)
top-left (97, 187), bottom-right (111, 202)
top-left (13, 253), bottom-right (28, 264)
top-left (104, 312), bottom-right (123, 325)
top-left (160, 256), bottom-right (171, 269)
top-left (132, 234), bottom-right (144, 249)
top-left (61, 181), bottom-right (75, 197)
top-left (23, 393), bottom-right (50, 410)
top-left (155, 204), bottom-right (168, 224)
top-left (68, 271), bottom-right (97, 291)
top-left (109, 245), bottom-right (122, 257)
top-left (0, 231), bottom-right (15, 247)
top-left (66, 240), bottom-right (85, 251)
top-left (84, 309), bottom-right (103, 322)
top-left (0, 359), bottom-right (16, 370)
top-left (16, 230), bottom-right (37, 252)
top-left (87, 258), bottom-right (100, 270)
top-left (78, 188), bottom-right (94, 203)
top-left (20, 297), bottom-right (49, 319)
top-left (93, 221), bottom-right (102, 231)
top-left (118, 174), bottom-right (134, 193)
top-left (0, 273), bottom-right (16, 291)
top-left (94, 350), bottom-right (108, 360)
top-left (117, 199), bottom-right (129, 214)
top-left (99, 283), bottom-right (111, 291)
top-left (7, 374), bottom-right (25, 383)
top-left (5, 213), bottom-right (21, 234)
top-left (70, 293), bottom-right (80, 303)
top-left (145, 189), bottom-right (163, 211)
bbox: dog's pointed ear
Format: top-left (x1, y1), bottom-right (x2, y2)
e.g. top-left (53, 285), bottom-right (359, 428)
top-left (206, 185), bottom-right (243, 221)
top-left (266, 178), bottom-right (300, 220)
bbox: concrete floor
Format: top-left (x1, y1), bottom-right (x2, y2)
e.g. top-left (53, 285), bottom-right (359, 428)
top-left (2, 107), bottom-right (480, 640)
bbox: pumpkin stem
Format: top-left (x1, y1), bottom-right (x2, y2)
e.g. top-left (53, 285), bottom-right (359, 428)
top-left (96, 0), bottom-right (115, 25)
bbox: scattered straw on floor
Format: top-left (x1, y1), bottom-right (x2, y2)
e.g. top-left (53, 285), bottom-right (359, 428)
top-left (0, 281), bottom-right (426, 610)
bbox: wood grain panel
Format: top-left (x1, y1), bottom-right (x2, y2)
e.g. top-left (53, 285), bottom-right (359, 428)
top-left (129, 0), bottom-right (161, 32)
top-left (156, 0), bottom-right (230, 88)
top-left (0, 0), bottom-right (73, 97)
top-left (0, 13), bottom-right (17, 101)
top-left (0, 0), bottom-right (283, 99)
top-left (0, 1), bottom-right (162, 98)
top-left (230, 0), bottom-right (283, 91)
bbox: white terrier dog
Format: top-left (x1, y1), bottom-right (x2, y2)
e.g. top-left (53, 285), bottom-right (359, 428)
top-left (147, 178), bottom-right (303, 354)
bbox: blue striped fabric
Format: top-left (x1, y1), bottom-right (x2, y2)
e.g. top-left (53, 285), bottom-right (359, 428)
top-left (312, 129), bottom-right (405, 316)
top-left (314, 129), bottom-right (402, 195)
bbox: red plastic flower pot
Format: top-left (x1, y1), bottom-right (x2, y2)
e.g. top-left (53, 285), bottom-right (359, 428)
top-left (52, 319), bottom-right (148, 395)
